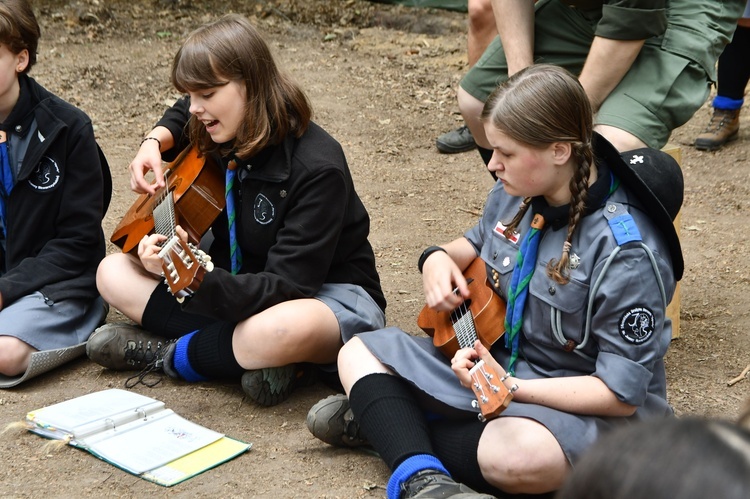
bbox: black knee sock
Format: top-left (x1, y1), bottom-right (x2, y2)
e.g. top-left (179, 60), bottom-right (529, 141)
top-left (349, 373), bottom-right (435, 470)
top-left (142, 283), bottom-right (215, 338)
top-left (717, 25), bottom-right (750, 100)
top-left (477, 146), bottom-right (497, 180)
top-left (477, 146), bottom-right (493, 166)
top-left (429, 418), bottom-right (502, 495)
top-left (183, 321), bottom-right (245, 380)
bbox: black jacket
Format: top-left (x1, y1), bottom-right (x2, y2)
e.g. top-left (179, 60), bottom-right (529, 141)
top-left (156, 97), bottom-right (385, 322)
top-left (0, 75), bottom-right (110, 306)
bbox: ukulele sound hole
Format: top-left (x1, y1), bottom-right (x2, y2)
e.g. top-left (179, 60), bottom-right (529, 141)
top-left (449, 298), bottom-right (472, 324)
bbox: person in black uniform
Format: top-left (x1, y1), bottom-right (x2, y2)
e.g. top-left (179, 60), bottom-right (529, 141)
top-left (87, 14), bottom-right (386, 407)
top-left (0, 0), bottom-right (109, 387)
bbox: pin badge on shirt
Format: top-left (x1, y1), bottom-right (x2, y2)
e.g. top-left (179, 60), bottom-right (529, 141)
top-left (569, 253), bottom-right (580, 270)
top-left (629, 154), bottom-right (644, 164)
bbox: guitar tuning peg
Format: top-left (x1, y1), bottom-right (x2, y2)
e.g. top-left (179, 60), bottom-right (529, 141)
top-left (477, 413), bottom-right (487, 423)
top-left (471, 400), bottom-right (479, 409)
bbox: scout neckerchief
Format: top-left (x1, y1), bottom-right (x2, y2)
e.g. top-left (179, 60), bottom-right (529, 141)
top-left (0, 130), bottom-right (13, 236)
top-left (504, 212), bottom-right (545, 375)
top-left (225, 159), bottom-right (242, 275)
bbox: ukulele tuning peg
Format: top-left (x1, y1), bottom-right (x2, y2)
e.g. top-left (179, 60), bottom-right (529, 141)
top-left (490, 384), bottom-right (500, 393)
top-left (471, 400), bottom-right (479, 409)
top-left (477, 413), bottom-right (487, 423)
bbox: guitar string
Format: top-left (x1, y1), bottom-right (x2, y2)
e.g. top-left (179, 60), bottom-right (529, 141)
top-left (152, 171), bottom-right (177, 240)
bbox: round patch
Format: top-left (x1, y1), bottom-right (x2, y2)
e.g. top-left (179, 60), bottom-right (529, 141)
top-left (253, 193), bottom-right (275, 225)
top-left (27, 156), bottom-right (61, 191)
top-left (618, 307), bottom-right (655, 345)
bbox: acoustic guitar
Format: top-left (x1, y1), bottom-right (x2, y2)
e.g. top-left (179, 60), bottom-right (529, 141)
top-left (417, 257), bottom-right (512, 421)
top-left (110, 146), bottom-right (223, 300)
top-left (110, 146), bottom-right (225, 254)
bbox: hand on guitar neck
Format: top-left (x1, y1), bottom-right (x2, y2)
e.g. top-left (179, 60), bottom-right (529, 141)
top-left (138, 225), bottom-right (214, 302)
top-left (451, 340), bottom-right (514, 422)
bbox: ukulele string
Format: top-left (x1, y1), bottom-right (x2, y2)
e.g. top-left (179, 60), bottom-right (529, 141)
top-left (451, 285), bottom-right (479, 350)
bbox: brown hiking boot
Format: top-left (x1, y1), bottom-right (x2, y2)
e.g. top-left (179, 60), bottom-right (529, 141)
top-left (694, 108), bottom-right (740, 151)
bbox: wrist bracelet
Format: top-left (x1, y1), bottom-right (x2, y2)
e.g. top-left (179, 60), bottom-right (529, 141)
top-left (140, 136), bottom-right (161, 149)
top-left (418, 246), bottom-right (447, 273)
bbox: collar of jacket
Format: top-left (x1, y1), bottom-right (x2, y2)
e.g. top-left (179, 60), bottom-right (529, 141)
top-left (0, 75), bottom-right (36, 138)
top-left (230, 136), bottom-right (293, 183)
top-left (14, 76), bottom-right (67, 180)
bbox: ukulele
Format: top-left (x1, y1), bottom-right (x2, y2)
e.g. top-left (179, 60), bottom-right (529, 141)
top-left (110, 146), bottom-right (223, 300)
top-left (417, 257), bottom-right (513, 421)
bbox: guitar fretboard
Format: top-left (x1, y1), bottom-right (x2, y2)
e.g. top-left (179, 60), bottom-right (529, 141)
top-left (152, 185), bottom-right (177, 240)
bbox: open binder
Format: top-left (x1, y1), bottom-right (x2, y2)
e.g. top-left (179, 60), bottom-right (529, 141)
top-left (24, 388), bottom-right (251, 486)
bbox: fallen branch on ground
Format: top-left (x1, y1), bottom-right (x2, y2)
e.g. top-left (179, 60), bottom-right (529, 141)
top-left (727, 363), bottom-right (750, 386)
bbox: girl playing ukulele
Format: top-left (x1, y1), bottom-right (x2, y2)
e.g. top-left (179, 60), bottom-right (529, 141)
top-left (307, 65), bottom-right (682, 499)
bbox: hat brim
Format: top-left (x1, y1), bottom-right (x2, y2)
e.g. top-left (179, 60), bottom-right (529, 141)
top-left (593, 134), bottom-right (684, 281)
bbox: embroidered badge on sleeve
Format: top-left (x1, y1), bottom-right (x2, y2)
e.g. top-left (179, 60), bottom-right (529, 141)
top-left (619, 307), bottom-right (655, 344)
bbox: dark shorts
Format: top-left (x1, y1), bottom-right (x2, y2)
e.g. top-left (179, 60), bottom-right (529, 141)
top-left (460, 0), bottom-right (711, 148)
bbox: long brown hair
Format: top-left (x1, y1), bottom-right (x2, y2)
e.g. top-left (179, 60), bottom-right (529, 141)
top-left (171, 14), bottom-right (311, 159)
top-left (481, 64), bottom-right (595, 284)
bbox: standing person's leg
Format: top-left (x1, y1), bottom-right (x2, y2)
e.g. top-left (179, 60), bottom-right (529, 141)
top-left (597, 41), bottom-right (716, 151)
top-left (467, 0), bottom-right (497, 67)
top-left (436, 0), bottom-right (496, 154)
top-left (457, 0), bottom-right (593, 163)
top-left (695, 19), bottom-right (750, 151)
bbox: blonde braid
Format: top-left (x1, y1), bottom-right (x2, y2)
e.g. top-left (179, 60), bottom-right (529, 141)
top-left (547, 142), bottom-right (593, 284)
top-left (504, 197), bottom-right (533, 239)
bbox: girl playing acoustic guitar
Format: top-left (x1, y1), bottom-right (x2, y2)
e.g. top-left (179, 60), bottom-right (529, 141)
top-left (86, 14), bottom-right (385, 406)
top-left (306, 65), bottom-right (682, 498)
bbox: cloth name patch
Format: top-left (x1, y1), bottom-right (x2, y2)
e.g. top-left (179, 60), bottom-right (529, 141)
top-left (494, 221), bottom-right (519, 243)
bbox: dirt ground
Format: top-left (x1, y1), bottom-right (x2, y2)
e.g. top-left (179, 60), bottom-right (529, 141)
top-left (0, 1), bottom-right (748, 497)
